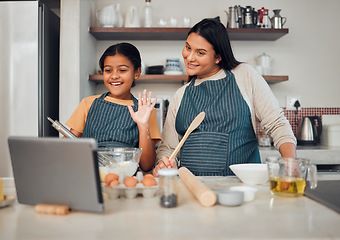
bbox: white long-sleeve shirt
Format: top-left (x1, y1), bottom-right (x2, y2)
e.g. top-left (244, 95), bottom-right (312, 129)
top-left (156, 63), bottom-right (296, 163)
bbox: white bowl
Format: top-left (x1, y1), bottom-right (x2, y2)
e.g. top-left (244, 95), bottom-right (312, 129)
top-left (229, 186), bottom-right (258, 202)
top-left (229, 164), bottom-right (268, 185)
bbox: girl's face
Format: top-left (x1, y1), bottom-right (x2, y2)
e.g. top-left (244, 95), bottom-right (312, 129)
top-left (103, 54), bottom-right (141, 100)
top-left (182, 32), bottom-right (221, 79)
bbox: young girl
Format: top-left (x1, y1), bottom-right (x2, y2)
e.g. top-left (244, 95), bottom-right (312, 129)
top-left (66, 43), bottom-right (160, 172)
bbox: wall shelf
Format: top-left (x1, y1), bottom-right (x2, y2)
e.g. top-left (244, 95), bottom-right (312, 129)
top-left (89, 27), bottom-right (289, 41)
top-left (89, 74), bottom-right (288, 84)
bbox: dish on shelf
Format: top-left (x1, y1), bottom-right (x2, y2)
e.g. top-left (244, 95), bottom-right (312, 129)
top-left (164, 70), bottom-right (183, 75)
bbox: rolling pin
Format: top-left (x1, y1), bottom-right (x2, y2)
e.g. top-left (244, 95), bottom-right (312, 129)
top-left (178, 167), bottom-right (217, 207)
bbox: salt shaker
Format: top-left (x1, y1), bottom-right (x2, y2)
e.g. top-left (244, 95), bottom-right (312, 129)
top-left (158, 169), bottom-right (179, 208)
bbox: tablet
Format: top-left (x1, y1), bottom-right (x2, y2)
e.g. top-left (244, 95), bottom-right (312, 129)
top-left (8, 136), bottom-right (104, 213)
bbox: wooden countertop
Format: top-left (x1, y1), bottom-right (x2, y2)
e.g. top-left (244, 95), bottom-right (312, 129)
top-left (1, 176), bottom-right (340, 239)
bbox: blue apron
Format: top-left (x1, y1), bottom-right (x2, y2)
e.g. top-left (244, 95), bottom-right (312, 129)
top-left (175, 70), bottom-right (260, 176)
top-left (82, 92), bottom-right (139, 149)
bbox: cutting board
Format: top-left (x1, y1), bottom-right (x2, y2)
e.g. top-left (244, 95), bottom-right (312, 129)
top-left (304, 180), bottom-right (340, 214)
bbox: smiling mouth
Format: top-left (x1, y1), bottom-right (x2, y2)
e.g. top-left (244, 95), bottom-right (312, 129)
top-left (110, 82), bottom-right (123, 86)
top-left (187, 63), bottom-right (198, 68)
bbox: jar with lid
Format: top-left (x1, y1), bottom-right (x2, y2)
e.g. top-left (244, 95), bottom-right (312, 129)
top-left (158, 169), bottom-right (179, 208)
top-left (258, 129), bottom-right (271, 147)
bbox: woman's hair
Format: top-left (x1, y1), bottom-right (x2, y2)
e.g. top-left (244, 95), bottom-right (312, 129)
top-left (99, 42), bottom-right (141, 87)
top-left (187, 17), bottom-right (240, 80)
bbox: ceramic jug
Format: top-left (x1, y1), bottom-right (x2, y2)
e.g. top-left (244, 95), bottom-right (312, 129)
top-left (114, 3), bottom-right (123, 27)
top-left (96, 5), bottom-right (118, 27)
top-left (125, 6), bottom-right (140, 27)
top-left (270, 9), bottom-right (287, 29)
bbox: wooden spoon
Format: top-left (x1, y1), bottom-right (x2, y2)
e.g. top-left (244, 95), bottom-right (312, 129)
top-left (169, 112), bottom-right (205, 160)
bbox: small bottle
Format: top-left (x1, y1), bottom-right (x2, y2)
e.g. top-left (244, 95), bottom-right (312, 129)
top-left (143, 0), bottom-right (153, 27)
top-left (158, 169), bottom-right (179, 208)
top-left (258, 129), bottom-right (271, 147)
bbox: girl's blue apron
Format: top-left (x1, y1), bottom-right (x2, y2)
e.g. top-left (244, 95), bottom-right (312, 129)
top-left (175, 70), bottom-right (260, 176)
top-left (82, 92), bottom-right (139, 149)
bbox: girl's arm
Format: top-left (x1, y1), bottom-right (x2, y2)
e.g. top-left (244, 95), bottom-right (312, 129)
top-left (70, 129), bottom-right (82, 138)
top-left (128, 90), bottom-right (157, 172)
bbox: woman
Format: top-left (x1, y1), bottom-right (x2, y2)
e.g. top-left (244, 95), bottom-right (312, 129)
top-left (154, 18), bottom-right (296, 176)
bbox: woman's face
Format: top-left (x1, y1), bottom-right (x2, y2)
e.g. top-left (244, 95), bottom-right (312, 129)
top-left (103, 54), bottom-right (140, 100)
top-left (182, 32), bottom-right (221, 79)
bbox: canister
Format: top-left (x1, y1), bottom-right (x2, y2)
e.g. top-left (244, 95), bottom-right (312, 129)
top-left (158, 168), bottom-right (179, 208)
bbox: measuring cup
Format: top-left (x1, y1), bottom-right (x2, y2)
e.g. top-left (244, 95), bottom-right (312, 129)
top-left (266, 157), bottom-right (317, 197)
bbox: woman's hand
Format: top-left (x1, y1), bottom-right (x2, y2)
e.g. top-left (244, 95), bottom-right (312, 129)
top-left (152, 156), bottom-right (177, 177)
top-left (128, 89), bottom-right (156, 127)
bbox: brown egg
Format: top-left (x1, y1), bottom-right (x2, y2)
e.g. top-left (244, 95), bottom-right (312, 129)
top-left (105, 173), bottom-right (119, 185)
top-left (141, 175), bottom-right (157, 187)
top-left (143, 174), bottom-right (154, 179)
top-left (109, 179), bottom-right (120, 187)
top-left (124, 177), bottom-right (138, 188)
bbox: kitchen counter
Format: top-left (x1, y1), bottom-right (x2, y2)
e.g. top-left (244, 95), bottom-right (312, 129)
top-left (1, 175), bottom-right (340, 240)
top-left (260, 145), bottom-right (340, 165)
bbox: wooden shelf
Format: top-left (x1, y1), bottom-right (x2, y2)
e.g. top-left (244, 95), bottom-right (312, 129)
top-left (89, 27), bottom-right (289, 41)
top-left (89, 74), bottom-right (288, 84)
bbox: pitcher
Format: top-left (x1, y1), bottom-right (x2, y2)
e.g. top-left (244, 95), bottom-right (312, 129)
top-left (96, 5), bottom-right (118, 27)
top-left (266, 157), bottom-right (318, 197)
top-left (125, 6), bottom-right (140, 27)
top-left (225, 6), bottom-right (238, 28)
top-left (270, 9), bottom-right (287, 29)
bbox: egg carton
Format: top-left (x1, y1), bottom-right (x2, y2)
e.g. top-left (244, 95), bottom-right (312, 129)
top-left (103, 183), bottom-right (158, 199)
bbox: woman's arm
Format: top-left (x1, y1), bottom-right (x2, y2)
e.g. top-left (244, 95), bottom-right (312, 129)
top-left (279, 142), bottom-right (296, 158)
top-left (128, 90), bottom-right (157, 172)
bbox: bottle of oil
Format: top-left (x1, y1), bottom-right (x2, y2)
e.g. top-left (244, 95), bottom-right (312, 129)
top-left (143, 0), bottom-right (153, 27)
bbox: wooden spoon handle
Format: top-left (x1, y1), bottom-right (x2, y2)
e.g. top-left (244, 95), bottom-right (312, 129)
top-left (169, 130), bottom-right (190, 160)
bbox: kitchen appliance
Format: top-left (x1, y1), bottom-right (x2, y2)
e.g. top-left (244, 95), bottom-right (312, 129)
top-left (256, 53), bottom-right (272, 75)
top-left (270, 9), bottom-right (287, 29)
top-left (0, 2), bottom-right (60, 177)
top-left (257, 7), bottom-right (270, 28)
top-left (243, 6), bottom-right (258, 28)
top-left (125, 6), bottom-right (140, 28)
top-left (225, 6), bottom-right (238, 28)
top-left (320, 115), bottom-right (340, 146)
top-left (297, 116), bottom-right (322, 145)
top-left (153, 98), bottom-right (168, 133)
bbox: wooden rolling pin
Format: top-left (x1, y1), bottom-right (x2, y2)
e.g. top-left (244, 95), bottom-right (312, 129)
top-left (178, 167), bottom-right (217, 207)
top-left (34, 204), bottom-right (70, 215)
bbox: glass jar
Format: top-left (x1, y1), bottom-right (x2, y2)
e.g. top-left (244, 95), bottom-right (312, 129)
top-left (158, 169), bottom-right (179, 208)
top-left (258, 129), bottom-right (271, 147)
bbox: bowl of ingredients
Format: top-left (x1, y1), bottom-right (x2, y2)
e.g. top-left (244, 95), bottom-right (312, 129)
top-left (98, 148), bottom-right (142, 178)
top-left (229, 163), bottom-right (268, 185)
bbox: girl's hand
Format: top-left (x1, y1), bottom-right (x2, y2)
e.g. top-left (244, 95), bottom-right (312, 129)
top-left (152, 156), bottom-right (177, 177)
top-left (128, 89), bottom-right (156, 127)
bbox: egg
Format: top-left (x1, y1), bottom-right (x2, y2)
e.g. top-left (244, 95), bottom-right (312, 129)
top-left (109, 179), bottom-right (120, 187)
top-left (105, 173), bottom-right (119, 185)
top-left (124, 176), bottom-right (138, 188)
top-left (141, 175), bottom-right (157, 187)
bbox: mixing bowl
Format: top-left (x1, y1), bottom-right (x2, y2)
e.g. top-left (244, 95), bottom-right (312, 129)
top-left (98, 148), bottom-right (142, 177)
top-left (229, 163), bottom-right (268, 185)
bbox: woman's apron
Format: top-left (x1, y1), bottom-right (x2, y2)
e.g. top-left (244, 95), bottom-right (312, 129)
top-left (82, 92), bottom-right (139, 149)
top-left (175, 70), bottom-right (260, 176)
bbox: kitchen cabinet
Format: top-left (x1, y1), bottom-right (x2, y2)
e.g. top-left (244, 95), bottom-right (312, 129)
top-left (89, 27), bottom-right (289, 84)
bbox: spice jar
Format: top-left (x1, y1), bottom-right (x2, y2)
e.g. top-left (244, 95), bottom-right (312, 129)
top-left (158, 169), bottom-right (179, 208)
top-left (258, 129), bottom-right (271, 147)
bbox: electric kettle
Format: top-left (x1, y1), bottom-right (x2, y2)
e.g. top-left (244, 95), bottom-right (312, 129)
top-left (297, 116), bottom-right (322, 145)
